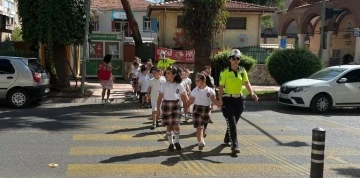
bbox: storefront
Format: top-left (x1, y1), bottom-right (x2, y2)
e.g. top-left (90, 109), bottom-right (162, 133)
top-left (86, 32), bottom-right (124, 78)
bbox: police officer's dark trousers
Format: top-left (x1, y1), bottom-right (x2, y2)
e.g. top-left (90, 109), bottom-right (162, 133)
top-left (221, 96), bottom-right (244, 148)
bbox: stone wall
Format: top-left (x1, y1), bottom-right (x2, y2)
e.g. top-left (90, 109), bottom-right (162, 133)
top-left (248, 64), bottom-right (277, 85)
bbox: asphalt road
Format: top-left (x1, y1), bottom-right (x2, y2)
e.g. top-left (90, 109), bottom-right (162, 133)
top-left (0, 101), bottom-right (360, 178)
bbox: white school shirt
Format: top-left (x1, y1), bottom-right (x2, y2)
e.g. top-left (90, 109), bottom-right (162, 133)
top-left (131, 68), bottom-right (140, 79)
top-left (190, 86), bottom-right (215, 106)
top-left (138, 74), bottom-right (150, 92)
top-left (159, 82), bottom-right (186, 100)
top-left (184, 77), bottom-right (192, 86)
top-left (149, 77), bottom-right (166, 100)
top-left (131, 63), bottom-right (143, 70)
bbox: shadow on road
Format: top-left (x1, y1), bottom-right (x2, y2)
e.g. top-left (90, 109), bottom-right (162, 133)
top-left (241, 116), bottom-right (310, 147)
top-left (241, 103), bottom-right (360, 117)
top-left (332, 167), bottom-right (360, 178)
top-left (99, 144), bottom-right (232, 165)
top-left (0, 102), bottom-right (145, 132)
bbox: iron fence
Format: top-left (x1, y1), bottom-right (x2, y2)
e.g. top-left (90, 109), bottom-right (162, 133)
top-left (234, 45), bottom-right (274, 64)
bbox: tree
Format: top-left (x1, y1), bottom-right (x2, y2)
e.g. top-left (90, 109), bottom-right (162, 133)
top-left (17, 0), bottom-right (87, 89)
top-left (11, 27), bottom-right (23, 41)
top-left (182, 0), bottom-right (228, 73)
top-left (120, 0), bottom-right (143, 56)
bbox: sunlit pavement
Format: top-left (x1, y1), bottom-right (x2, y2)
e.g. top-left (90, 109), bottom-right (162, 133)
top-left (0, 101), bottom-right (360, 178)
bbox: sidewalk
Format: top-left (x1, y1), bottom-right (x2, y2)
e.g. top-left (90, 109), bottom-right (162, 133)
top-left (42, 79), bottom-right (279, 104)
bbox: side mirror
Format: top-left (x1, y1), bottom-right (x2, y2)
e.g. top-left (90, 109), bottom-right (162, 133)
top-left (338, 78), bottom-right (347, 83)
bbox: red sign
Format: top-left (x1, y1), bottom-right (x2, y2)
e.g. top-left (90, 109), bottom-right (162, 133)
top-left (155, 47), bottom-right (195, 63)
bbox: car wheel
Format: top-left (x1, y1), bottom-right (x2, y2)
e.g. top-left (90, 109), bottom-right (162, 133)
top-left (311, 94), bottom-right (332, 114)
top-left (7, 88), bottom-right (31, 108)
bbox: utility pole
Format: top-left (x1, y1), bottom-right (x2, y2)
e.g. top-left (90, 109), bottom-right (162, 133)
top-left (81, 0), bottom-right (91, 95)
top-left (319, 0), bottom-right (326, 60)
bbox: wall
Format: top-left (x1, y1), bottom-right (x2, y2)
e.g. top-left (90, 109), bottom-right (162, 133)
top-left (248, 64), bottom-right (277, 85)
top-left (309, 14), bottom-right (357, 61)
top-left (261, 37), bottom-right (296, 45)
top-left (97, 11), bottom-right (157, 38)
top-left (155, 11), bottom-right (262, 48)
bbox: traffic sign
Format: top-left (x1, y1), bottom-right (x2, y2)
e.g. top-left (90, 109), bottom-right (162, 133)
top-left (354, 28), bottom-right (360, 37)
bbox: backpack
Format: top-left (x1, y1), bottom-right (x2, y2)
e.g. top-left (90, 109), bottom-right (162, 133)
top-left (97, 63), bottom-right (111, 80)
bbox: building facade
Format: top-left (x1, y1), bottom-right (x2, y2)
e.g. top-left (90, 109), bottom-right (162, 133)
top-left (0, 0), bottom-right (18, 41)
top-left (278, 0), bottom-right (360, 65)
top-left (147, 0), bottom-right (276, 49)
top-left (91, 0), bottom-right (158, 43)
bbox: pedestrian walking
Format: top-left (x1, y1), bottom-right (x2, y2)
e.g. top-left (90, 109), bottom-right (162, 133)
top-left (156, 66), bottom-right (188, 152)
top-left (157, 51), bottom-right (176, 70)
top-left (97, 54), bottom-right (119, 104)
top-left (138, 66), bottom-right (150, 108)
top-left (129, 62), bottom-right (140, 98)
top-left (218, 49), bottom-right (259, 154)
top-left (146, 67), bottom-right (166, 129)
top-left (186, 72), bottom-right (220, 150)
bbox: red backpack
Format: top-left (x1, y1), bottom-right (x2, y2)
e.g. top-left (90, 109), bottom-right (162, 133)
top-left (97, 63), bottom-right (111, 80)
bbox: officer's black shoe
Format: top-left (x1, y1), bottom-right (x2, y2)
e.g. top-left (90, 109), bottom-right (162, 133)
top-left (174, 142), bottom-right (182, 151)
top-left (222, 142), bottom-right (232, 147)
top-left (168, 143), bottom-right (174, 152)
top-left (232, 147), bottom-right (240, 154)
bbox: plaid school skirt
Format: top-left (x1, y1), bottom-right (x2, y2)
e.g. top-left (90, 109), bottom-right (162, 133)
top-left (193, 105), bottom-right (211, 128)
top-left (161, 100), bottom-right (181, 126)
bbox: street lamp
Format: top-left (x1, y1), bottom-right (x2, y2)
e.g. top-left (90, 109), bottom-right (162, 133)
top-left (81, 0), bottom-right (91, 95)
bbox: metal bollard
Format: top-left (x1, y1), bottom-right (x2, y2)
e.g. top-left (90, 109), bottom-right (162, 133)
top-left (310, 127), bottom-right (326, 178)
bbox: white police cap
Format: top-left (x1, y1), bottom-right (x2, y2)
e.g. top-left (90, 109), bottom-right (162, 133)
top-left (230, 49), bottom-right (242, 58)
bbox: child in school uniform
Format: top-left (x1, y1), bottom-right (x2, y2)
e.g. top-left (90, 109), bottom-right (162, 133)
top-left (146, 67), bottom-right (166, 129)
top-left (179, 68), bottom-right (191, 121)
top-left (138, 66), bottom-right (150, 108)
top-left (157, 66), bottom-right (188, 152)
top-left (186, 72), bottom-right (220, 150)
top-left (129, 62), bottom-right (140, 99)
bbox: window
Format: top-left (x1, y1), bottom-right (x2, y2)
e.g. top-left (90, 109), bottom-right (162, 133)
top-left (341, 69), bottom-right (360, 83)
top-left (28, 59), bottom-right (46, 73)
top-left (177, 16), bottom-right (184, 28)
top-left (143, 16), bottom-right (151, 32)
top-left (92, 21), bottom-right (99, 31)
top-left (113, 22), bottom-right (122, 32)
top-left (0, 59), bottom-right (15, 74)
top-left (332, 49), bottom-right (341, 58)
top-left (226, 17), bottom-right (247, 29)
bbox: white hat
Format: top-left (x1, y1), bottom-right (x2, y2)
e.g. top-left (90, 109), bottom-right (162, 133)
top-left (160, 51), bottom-right (166, 55)
top-left (230, 49), bottom-right (241, 58)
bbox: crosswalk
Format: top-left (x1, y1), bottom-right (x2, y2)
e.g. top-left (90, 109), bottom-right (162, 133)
top-left (65, 107), bottom-right (360, 177)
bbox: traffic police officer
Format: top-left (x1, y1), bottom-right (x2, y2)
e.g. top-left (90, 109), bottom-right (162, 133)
top-left (218, 49), bottom-right (259, 154)
top-left (157, 51), bottom-right (176, 70)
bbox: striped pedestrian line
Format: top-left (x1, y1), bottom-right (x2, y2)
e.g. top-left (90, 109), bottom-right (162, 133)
top-left (72, 133), bottom-right (311, 142)
top-left (69, 146), bottom-right (360, 157)
top-left (94, 125), bottom-right (297, 131)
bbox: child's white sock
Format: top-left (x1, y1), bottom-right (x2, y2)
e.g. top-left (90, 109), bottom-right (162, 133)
top-left (167, 132), bottom-right (174, 144)
top-left (174, 131), bottom-right (180, 143)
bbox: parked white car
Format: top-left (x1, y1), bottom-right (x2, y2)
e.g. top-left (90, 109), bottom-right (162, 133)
top-left (0, 56), bottom-right (50, 108)
top-left (278, 65), bottom-right (360, 113)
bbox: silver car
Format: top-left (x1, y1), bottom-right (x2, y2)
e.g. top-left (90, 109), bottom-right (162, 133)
top-left (0, 56), bottom-right (50, 108)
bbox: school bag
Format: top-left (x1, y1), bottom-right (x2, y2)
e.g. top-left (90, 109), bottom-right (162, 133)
top-left (97, 63), bottom-right (111, 80)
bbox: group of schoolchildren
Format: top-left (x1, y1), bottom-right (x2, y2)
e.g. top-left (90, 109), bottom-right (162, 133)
top-left (127, 56), bottom-right (220, 151)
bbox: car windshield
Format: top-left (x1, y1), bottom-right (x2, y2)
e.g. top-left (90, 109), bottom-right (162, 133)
top-left (308, 68), bottom-right (347, 81)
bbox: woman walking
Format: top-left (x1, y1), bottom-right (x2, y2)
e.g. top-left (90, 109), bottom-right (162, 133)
top-left (97, 54), bottom-right (119, 104)
top-left (218, 49), bottom-right (259, 154)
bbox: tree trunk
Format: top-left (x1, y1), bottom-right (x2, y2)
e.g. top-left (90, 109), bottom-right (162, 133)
top-left (120, 0), bottom-right (143, 56)
top-left (194, 46), bottom-right (212, 74)
top-left (47, 44), bottom-right (70, 90)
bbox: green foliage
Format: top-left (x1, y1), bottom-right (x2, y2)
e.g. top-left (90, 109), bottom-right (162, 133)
top-left (182, 0), bottom-right (228, 50)
top-left (266, 48), bottom-right (324, 85)
top-left (211, 48), bottom-right (257, 86)
top-left (0, 49), bottom-right (37, 57)
top-left (17, 0), bottom-right (87, 82)
top-left (11, 27), bottom-right (23, 41)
